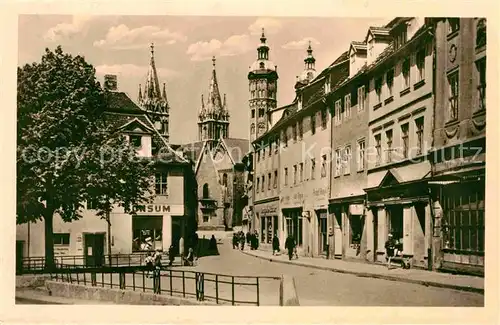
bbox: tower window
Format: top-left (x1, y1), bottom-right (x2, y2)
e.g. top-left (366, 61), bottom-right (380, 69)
top-left (251, 109), bottom-right (255, 118)
top-left (202, 183), bottom-right (209, 198)
top-left (259, 108), bottom-right (265, 117)
top-left (260, 62), bottom-right (265, 69)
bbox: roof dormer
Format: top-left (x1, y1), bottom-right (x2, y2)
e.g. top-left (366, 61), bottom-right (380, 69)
top-left (348, 41), bottom-right (367, 78)
top-left (365, 26), bottom-right (392, 66)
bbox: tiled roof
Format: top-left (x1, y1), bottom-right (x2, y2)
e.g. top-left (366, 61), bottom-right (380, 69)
top-left (222, 138), bottom-right (250, 163)
top-left (177, 141), bottom-right (205, 163)
top-left (105, 91), bottom-right (145, 114)
top-left (314, 51), bottom-right (349, 82)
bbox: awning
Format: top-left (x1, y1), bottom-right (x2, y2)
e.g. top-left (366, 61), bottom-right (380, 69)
top-left (428, 180), bottom-right (460, 185)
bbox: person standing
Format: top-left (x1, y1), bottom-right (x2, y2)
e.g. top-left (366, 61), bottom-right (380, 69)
top-left (385, 233), bottom-right (397, 269)
top-left (168, 245), bottom-right (175, 266)
top-left (285, 235), bottom-right (296, 261)
top-left (272, 234), bottom-right (280, 255)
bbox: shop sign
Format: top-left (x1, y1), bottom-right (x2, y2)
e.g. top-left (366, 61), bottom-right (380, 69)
top-left (260, 205), bottom-right (278, 217)
top-left (54, 246), bottom-right (70, 256)
top-left (133, 204), bottom-right (171, 214)
top-left (313, 187), bottom-right (328, 197)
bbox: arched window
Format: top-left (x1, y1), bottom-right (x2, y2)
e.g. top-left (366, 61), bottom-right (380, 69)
top-left (222, 173), bottom-right (228, 187)
top-left (251, 123), bottom-right (256, 134)
top-left (202, 183), bottom-right (209, 198)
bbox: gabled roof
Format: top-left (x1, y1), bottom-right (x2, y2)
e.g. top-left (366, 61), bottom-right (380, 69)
top-left (365, 26), bottom-right (392, 43)
top-left (314, 51), bottom-right (349, 82)
top-left (220, 138), bottom-right (250, 164)
top-left (105, 91), bottom-right (146, 114)
top-left (350, 41), bottom-right (367, 54)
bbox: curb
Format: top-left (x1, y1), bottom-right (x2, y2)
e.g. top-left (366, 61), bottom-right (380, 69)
top-left (241, 251), bottom-right (484, 295)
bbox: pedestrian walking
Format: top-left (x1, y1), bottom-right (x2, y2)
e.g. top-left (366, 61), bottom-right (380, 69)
top-left (272, 234), bottom-right (280, 255)
top-left (209, 234), bottom-right (217, 253)
top-left (239, 232), bottom-right (245, 250)
top-left (168, 245), bottom-right (175, 266)
top-left (285, 235), bottom-right (296, 261)
top-left (246, 231), bottom-right (251, 244)
top-left (385, 233), bottom-right (397, 269)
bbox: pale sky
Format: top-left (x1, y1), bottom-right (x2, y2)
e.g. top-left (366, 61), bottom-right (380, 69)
top-left (18, 15), bottom-right (390, 144)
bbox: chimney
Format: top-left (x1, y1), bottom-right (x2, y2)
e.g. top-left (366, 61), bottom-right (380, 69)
top-left (104, 74), bottom-right (118, 91)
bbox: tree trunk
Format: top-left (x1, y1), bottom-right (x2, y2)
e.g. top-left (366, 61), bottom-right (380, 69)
top-left (106, 212), bottom-right (112, 267)
top-left (44, 211), bottom-right (55, 270)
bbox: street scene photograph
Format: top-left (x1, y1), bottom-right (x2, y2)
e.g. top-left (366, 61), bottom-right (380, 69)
top-left (15, 14), bottom-right (487, 308)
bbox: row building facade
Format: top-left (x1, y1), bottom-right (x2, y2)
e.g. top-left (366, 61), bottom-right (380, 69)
top-left (247, 17), bottom-right (486, 275)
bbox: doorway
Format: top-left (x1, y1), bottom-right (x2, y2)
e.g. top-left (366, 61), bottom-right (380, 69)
top-left (317, 210), bottom-right (328, 255)
top-left (172, 216), bottom-right (184, 255)
top-left (388, 205), bottom-right (404, 248)
top-left (84, 233), bottom-right (105, 267)
top-left (333, 209), bottom-right (343, 258)
top-left (16, 241), bottom-right (24, 273)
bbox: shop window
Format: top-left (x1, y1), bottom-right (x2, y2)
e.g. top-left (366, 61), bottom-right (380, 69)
top-left (202, 183), bottom-right (210, 198)
top-left (54, 233), bottom-right (70, 246)
top-left (132, 216), bottom-right (163, 252)
top-left (476, 18), bottom-right (486, 48)
top-left (442, 184), bottom-right (485, 253)
top-left (155, 172), bottom-right (168, 196)
top-left (285, 211), bottom-right (303, 246)
top-left (447, 70), bottom-right (459, 121)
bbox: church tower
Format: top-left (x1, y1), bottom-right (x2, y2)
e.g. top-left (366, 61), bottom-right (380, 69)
top-left (198, 56), bottom-right (229, 148)
top-left (295, 41), bottom-right (316, 89)
top-left (248, 28), bottom-right (278, 143)
top-left (138, 43), bottom-right (170, 142)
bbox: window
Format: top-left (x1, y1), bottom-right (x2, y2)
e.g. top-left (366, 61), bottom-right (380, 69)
top-left (130, 135), bottom-right (142, 148)
top-left (311, 158), bottom-right (316, 180)
top-left (268, 173), bottom-right (272, 190)
top-left (256, 178), bottom-right (260, 193)
top-left (321, 155), bottom-right (327, 178)
top-left (259, 108), bottom-right (265, 117)
top-left (321, 108), bottom-right (327, 129)
top-left (284, 168), bottom-right (288, 186)
top-left (401, 123), bottom-right (409, 159)
top-left (447, 70), bottom-right (459, 121)
top-left (311, 114), bottom-right (316, 134)
top-left (416, 49), bottom-right (425, 82)
top-left (298, 120), bottom-right (303, 139)
top-left (343, 146), bottom-right (351, 175)
top-left (54, 233), bottom-right (70, 245)
top-left (476, 58), bottom-right (486, 111)
top-left (222, 173), bottom-right (228, 187)
top-left (251, 109), bottom-right (255, 118)
top-left (324, 77), bottom-right (331, 93)
top-left (335, 149), bottom-right (342, 177)
top-left (344, 94), bottom-right (351, 119)
top-left (415, 118), bottom-right (424, 156)
top-left (375, 77), bottom-right (383, 103)
top-left (476, 18), bottom-right (486, 48)
top-left (358, 86), bottom-right (365, 112)
top-left (299, 163), bottom-right (304, 182)
top-left (155, 172), bottom-right (168, 195)
top-left (375, 134), bottom-right (382, 166)
top-left (448, 18), bottom-right (460, 35)
top-left (335, 100), bottom-right (342, 125)
top-left (274, 170), bottom-right (278, 188)
top-left (202, 213), bottom-right (210, 223)
top-left (402, 58), bottom-right (411, 89)
top-left (386, 69), bottom-right (394, 97)
top-left (292, 124), bottom-right (297, 141)
top-left (357, 139), bottom-right (365, 171)
top-left (250, 123), bottom-right (255, 135)
top-left (132, 216), bottom-right (163, 252)
top-left (202, 183), bottom-right (209, 198)
top-left (260, 62), bottom-right (265, 69)
top-left (261, 176), bottom-right (265, 192)
top-left (251, 91), bottom-right (255, 99)
top-left (385, 129), bottom-right (393, 163)
top-left (293, 165), bottom-right (297, 184)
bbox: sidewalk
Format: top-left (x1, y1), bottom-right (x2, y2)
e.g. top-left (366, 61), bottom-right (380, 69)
top-left (241, 249), bottom-right (484, 294)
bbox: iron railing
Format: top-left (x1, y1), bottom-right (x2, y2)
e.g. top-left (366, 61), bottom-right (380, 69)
top-left (48, 266), bottom-right (283, 306)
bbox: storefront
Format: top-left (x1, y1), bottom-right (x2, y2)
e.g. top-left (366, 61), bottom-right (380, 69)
top-left (280, 192), bottom-right (305, 250)
top-left (254, 199), bottom-right (280, 247)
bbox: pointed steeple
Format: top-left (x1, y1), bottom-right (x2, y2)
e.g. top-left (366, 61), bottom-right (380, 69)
top-left (304, 40), bottom-right (316, 69)
top-left (162, 83), bottom-right (167, 100)
top-left (257, 28), bottom-right (270, 60)
top-left (206, 56), bottom-right (223, 115)
top-left (143, 43), bottom-right (162, 101)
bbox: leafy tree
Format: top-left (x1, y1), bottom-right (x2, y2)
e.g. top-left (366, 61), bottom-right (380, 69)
top-left (17, 46), bottom-right (153, 269)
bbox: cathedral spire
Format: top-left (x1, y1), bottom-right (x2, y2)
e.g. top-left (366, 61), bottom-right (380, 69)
top-left (207, 56), bottom-right (223, 114)
top-left (143, 42), bottom-right (162, 101)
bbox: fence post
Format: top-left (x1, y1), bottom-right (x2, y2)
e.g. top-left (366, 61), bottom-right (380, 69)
top-left (215, 275), bottom-right (219, 304)
top-left (142, 270), bottom-right (145, 292)
top-left (279, 275), bottom-right (284, 306)
top-left (231, 276), bottom-right (235, 306)
top-left (169, 269), bottom-right (173, 296)
top-left (119, 272), bottom-right (126, 290)
top-left (182, 271), bottom-right (186, 297)
top-left (256, 277), bottom-right (260, 306)
top-left (91, 272), bottom-right (97, 286)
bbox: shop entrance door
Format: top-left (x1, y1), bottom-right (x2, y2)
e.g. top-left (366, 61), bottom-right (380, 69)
top-left (171, 217), bottom-right (183, 255)
top-left (318, 211), bottom-right (328, 255)
top-left (84, 233), bottom-right (105, 267)
top-left (388, 206), bottom-right (404, 250)
top-left (334, 210), bottom-right (343, 258)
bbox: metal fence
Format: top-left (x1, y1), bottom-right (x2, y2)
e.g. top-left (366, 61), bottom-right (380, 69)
top-left (49, 267), bottom-right (283, 306)
top-left (20, 253), bottom-right (149, 271)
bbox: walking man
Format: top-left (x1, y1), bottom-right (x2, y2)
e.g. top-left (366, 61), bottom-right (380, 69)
top-left (285, 234), bottom-right (296, 261)
top-left (385, 233), bottom-right (397, 269)
top-left (272, 234), bottom-right (280, 255)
